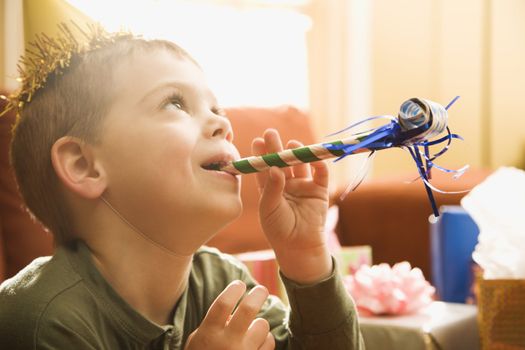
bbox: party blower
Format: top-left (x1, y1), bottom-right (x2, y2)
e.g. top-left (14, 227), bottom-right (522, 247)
top-left (206, 97), bottom-right (468, 217)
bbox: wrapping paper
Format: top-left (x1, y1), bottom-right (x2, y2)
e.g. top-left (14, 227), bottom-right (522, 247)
top-left (359, 302), bottom-right (479, 350)
top-left (461, 167), bottom-right (525, 279)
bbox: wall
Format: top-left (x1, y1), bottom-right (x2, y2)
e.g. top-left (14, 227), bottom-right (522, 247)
top-left (3, 0), bottom-right (525, 177)
top-left (305, 0), bottom-right (373, 189)
top-left (2, 0), bottom-right (23, 90)
top-left (306, 0), bottom-right (525, 182)
top-left (369, 0), bottom-right (485, 178)
top-left (490, 0), bottom-right (525, 169)
top-left (0, 0), bottom-right (5, 85)
top-left (368, 0), bottom-right (525, 178)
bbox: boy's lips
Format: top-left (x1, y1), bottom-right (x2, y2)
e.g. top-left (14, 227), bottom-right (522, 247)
top-left (200, 153), bottom-right (238, 176)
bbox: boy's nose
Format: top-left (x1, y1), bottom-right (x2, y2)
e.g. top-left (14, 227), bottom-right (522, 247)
top-left (206, 113), bottom-right (234, 143)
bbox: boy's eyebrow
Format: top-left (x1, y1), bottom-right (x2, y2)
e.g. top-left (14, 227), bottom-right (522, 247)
top-left (139, 81), bottom-right (218, 106)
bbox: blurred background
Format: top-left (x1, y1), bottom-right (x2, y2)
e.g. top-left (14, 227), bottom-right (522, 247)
top-left (1, 0), bottom-right (524, 187)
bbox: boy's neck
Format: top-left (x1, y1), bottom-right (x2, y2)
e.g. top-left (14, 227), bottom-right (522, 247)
top-left (80, 198), bottom-right (195, 326)
top-left (89, 236), bottom-right (193, 326)
top-left (72, 196), bottom-right (210, 325)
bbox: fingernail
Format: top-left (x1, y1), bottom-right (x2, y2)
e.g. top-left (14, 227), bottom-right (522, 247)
top-left (249, 285), bottom-right (269, 298)
top-left (230, 280), bottom-right (245, 288)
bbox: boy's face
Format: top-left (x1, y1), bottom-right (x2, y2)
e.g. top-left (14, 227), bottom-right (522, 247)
top-left (95, 49), bottom-right (242, 252)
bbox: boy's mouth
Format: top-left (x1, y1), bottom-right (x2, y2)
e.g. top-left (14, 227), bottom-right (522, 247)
top-left (201, 161), bottom-right (229, 171)
top-left (200, 153), bottom-right (237, 176)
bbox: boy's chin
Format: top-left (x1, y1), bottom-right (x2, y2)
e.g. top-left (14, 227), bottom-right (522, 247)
top-left (208, 202), bottom-right (243, 232)
top-left (218, 201), bottom-right (243, 224)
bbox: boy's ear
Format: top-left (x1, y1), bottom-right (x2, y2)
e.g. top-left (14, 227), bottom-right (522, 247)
top-left (51, 136), bottom-right (107, 199)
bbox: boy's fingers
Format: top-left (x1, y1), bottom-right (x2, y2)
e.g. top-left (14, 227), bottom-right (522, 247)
top-left (246, 318), bottom-right (271, 348)
top-left (201, 280), bottom-right (246, 330)
top-left (263, 129), bottom-right (292, 179)
top-left (227, 285), bottom-right (269, 336)
top-left (259, 332), bottom-right (276, 350)
top-left (259, 167), bottom-right (286, 216)
top-left (311, 160), bottom-right (329, 188)
top-left (252, 137), bottom-right (269, 193)
top-left (286, 140), bottom-right (310, 178)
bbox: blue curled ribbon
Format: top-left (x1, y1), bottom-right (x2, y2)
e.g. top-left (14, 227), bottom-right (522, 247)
top-left (323, 96), bottom-right (467, 218)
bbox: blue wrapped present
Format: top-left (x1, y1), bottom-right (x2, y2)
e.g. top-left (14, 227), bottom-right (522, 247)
top-left (430, 205), bottom-right (479, 303)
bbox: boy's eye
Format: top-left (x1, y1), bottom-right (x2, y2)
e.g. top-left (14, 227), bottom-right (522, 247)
top-left (171, 101), bottom-right (183, 109)
top-left (163, 93), bottom-right (186, 111)
top-left (212, 106), bottom-right (226, 116)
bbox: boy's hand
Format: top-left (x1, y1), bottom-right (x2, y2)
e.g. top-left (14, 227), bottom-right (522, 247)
top-left (185, 281), bottom-right (275, 350)
top-left (252, 129), bottom-right (332, 285)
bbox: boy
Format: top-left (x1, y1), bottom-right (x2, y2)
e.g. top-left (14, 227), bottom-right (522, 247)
top-left (0, 26), bottom-right (364, 349)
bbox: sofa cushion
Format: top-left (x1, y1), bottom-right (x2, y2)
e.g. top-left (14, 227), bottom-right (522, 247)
top-left (0, 218), bottom-right (5, 280)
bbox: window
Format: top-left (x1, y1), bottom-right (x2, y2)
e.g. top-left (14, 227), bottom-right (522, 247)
top-left (67, 0), bottom-right (311, 108)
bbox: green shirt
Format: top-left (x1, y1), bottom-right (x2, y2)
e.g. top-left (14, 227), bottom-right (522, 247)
top-left (0, 240), bottom-right (364, 349)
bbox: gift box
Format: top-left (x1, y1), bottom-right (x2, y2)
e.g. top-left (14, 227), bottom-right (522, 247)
top-left (235, 250), bottom-right (284, 299)
top-left (430, 205), bottom-right (479, 303)
top-left (359, 301), bottom-right (479, 350)
top-left (335, 245), bottom-right (372, 275)
top-left (477, 278), bottom-right (525, 350)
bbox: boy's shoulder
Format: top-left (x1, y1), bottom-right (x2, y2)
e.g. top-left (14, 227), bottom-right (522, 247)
top-left (0, 249), bottom-right (80, 308)
top-left (0, 246), bottom-right (93, 347)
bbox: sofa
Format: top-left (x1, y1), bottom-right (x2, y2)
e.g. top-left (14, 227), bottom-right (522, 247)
top-left (0, 91), bottom-right (490, 283)
top-left (335, 170), bottom-right (490, 278)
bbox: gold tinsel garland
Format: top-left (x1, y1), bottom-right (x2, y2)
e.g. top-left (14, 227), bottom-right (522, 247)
top-left (0, 22), bottom-right (134, 119)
